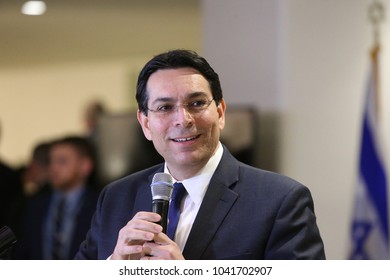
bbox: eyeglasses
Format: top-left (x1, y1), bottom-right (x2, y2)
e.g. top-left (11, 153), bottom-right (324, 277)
top-left (147, 98), bottom-right (214, 117)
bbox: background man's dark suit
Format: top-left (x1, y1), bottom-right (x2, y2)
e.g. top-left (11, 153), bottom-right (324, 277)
top-left (0, 161), bottom-right (22, 230)
top-left (14, 187), bottom-right (99, 259)
top-left (76, 147), bottom-right (325, 260)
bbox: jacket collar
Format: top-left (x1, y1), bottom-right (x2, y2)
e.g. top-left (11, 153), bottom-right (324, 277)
top-left (183, 146), bottom-right (240, 259)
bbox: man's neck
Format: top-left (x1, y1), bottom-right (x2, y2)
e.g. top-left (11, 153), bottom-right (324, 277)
top-left (165, 142), bottom-right (223, 181)
top-left (56, 182), bottom-right (85, 194)
top-left (167, 164), bottom-right (207, 181)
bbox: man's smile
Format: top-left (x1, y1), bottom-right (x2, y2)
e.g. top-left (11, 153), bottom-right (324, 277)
top-left (172, 135), bottom-right (200, 142)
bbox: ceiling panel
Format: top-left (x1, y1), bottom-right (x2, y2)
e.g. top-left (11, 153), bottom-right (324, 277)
top-left (0, 0), bottom-right (200, 68)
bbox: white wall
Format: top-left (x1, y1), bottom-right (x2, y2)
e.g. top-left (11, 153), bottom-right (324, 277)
top-left (0, 58), bottom-right (144, 164)
top-left (202, 0), bottom-right (282, 110)
top-left (202, 0), bottom-right (390, 259)
top-left (281, 0), bottom-right (390, 260)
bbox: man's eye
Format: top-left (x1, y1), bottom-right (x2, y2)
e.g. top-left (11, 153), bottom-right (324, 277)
top-left (190, 100), bottom-right (207, 108)
top-left (157, 104), bottom-right (174, 112)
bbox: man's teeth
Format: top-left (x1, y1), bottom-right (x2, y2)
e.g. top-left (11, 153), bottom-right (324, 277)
top-left (174, 136), bottom-right (197, 142)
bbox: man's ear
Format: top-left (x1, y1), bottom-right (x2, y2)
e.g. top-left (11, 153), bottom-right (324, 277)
top-left (80, 157), bottom-right (93, 179)
top-left (217, 99), bottom-right (226, 131)
top-left (137, 110), bottom-right (152, 141)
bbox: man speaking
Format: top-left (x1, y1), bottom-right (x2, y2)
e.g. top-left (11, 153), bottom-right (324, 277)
top-left (75, 49), bottom-right (325, 260)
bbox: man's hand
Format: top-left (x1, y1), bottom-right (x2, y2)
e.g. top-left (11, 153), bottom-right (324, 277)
top-left (110, 211), bottom-right (162, 260)
top-left (110, 211), bottom-right (185, 260)
top-left (140, 232), bottom-right (185, 260)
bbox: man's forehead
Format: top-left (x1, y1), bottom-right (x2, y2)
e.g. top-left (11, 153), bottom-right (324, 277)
top-left (146, 68), bottom-right (211, 99)
top-left (147, 68), bottom-right (206, 87)
top-left (51, 144), bottom-right (79, 156)
top-left (152, 67), bottom-right (201, 76)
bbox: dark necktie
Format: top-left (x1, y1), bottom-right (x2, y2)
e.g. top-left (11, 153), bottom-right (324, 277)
top-left (167, 182), bottom-right (187, 240)
top-left (52, 198), bottom-right (65, 259)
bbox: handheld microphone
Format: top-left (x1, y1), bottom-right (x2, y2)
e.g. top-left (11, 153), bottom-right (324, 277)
top-left (0, 226), bottom-right (17, 259)
top-left (150, 172), bottom-right (174, 233)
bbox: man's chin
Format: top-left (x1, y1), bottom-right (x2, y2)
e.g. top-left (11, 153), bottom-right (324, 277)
top-left (52, 183), bottom-right (71, 191)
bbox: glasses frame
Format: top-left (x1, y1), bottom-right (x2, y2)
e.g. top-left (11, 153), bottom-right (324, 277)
top-left (147, 98), bottom-right (215, 117)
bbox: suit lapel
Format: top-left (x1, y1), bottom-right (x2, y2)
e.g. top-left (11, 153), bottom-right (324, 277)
top-left (183, 148), bottom-right (240, 259)
top-left (132, 165), bottom-right (164, 213)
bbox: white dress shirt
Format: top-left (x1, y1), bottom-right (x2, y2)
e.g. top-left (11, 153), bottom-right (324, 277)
top-left (164, 142), bottom-right (223, 251)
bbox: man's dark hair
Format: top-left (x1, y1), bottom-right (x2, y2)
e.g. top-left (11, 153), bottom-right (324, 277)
top-left (32, 142), bottom-right (52, 167)
top-left (51, 136), bottom-right (95, 159)
top-left (136, 49), bottom-right (223, 115)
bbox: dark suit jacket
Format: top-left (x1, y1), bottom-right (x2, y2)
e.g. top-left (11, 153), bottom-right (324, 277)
top-left (75, 147), bottom-right (325, 259)
top-left (13, 187), bottom-right (99, 259)
top-left (0, 161), bottom-right (22, 230)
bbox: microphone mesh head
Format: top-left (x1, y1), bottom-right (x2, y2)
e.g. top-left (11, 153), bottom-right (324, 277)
top-left (151, 172), bottom-right (174, 201)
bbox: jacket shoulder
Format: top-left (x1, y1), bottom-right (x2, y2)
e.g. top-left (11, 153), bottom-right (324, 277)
top-left (102, 163), bottom-right (164, 193)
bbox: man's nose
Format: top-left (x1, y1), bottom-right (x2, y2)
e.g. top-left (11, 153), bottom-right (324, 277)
top-left (173, 105), bottom-right (194, 126)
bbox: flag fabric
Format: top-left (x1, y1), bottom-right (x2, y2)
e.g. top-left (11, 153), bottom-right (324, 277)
top-left (349, 46), bottom-right (389, 259)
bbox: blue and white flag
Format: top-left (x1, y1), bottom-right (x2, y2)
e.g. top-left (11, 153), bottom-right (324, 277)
top-left (350, 47), bottom-right (389, 259)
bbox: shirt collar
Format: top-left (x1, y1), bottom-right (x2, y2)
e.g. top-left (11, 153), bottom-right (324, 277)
top-left (53, 185), bottom-right (86, 206)
top-left (164, 142), bottom-right (223, 206)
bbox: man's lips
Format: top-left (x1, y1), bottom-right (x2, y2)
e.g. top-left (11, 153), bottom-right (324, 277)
top-left (172, 135), bottom-right (200, 142)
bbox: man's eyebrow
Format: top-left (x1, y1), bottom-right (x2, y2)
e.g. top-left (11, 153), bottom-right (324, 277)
top-left (187, 92), bottom-right (209, 99)
top-left (151, 97), bottom-right (175, 105)
top-left (150, 92), bottom-right (209, 105)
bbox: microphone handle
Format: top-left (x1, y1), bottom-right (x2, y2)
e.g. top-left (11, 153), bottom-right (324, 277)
top-left (0, 226), bottom-right (17, 259)
top-left (152, 199), bottom-right (169, 233)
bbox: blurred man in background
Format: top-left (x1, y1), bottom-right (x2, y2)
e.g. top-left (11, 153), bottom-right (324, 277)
top-left (14, 136), bottom-right (99, 259)
top-left (5, 141), bottom-right (52, 240)
top-left (19, 141), bottom-right (52, 197)
top-left (0, 121), bottom-right (21, 233)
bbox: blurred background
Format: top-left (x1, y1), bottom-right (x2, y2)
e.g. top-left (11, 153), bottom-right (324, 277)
top-left (1, 0), bottom-right (390, 259)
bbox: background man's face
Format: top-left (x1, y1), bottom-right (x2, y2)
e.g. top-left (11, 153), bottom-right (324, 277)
top-left (49, 144), bottom-right (87, 191)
